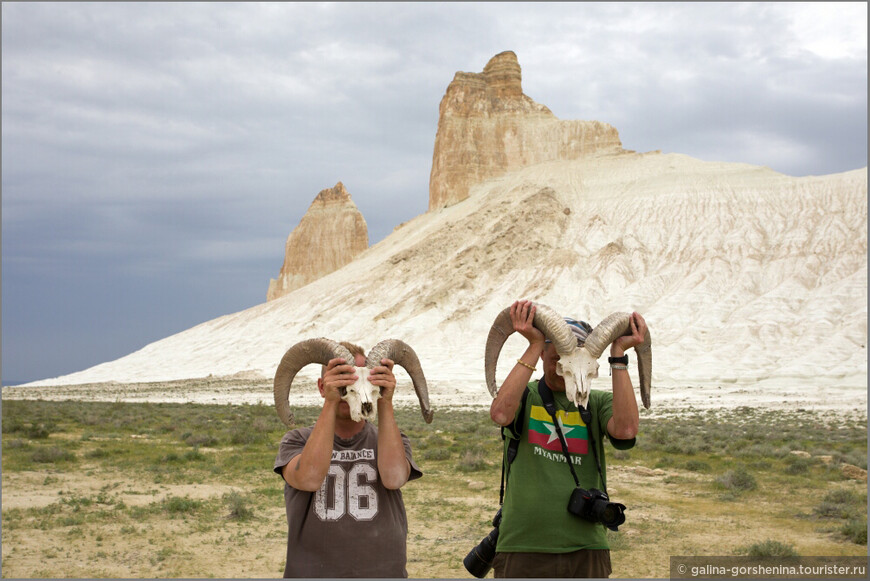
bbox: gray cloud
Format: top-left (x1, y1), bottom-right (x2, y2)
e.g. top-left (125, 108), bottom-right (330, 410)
top-left (2, 2), bottom-right (866, 383)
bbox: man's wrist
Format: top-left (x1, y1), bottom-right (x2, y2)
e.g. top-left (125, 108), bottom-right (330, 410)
top-left (526, 339), bottom-right (546, 355)
top-left (323, 395), bottom-right (341, 407)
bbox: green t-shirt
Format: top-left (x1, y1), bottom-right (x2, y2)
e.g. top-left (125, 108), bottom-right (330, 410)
top-left (496, 382), bottom-right (635, 553)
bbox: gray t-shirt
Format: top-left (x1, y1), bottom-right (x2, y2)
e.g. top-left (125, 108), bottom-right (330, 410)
top-left (273, 420), bottom-right (422, 578)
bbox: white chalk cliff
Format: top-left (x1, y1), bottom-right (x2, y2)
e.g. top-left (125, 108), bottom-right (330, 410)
top-left (25, 54), bottom-right (867, 411)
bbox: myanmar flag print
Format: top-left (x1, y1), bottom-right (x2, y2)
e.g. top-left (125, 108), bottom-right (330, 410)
top-left (527, 405), bottom-right (588, 455)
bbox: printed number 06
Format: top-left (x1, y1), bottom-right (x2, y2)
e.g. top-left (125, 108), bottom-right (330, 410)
top-left (314, 463), bottom-right (378, 521)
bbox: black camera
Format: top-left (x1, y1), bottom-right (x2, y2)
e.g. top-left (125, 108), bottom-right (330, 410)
top-left (567, 487), bottom-right (626, 531)
top-left (463, 508), bottom-right (502, 578)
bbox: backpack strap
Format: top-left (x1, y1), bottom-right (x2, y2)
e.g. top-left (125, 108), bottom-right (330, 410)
top-left (499, 386), bottom-right (529, 505)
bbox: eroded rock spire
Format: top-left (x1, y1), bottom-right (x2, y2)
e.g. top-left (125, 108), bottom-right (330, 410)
top-left (428, 51), bottom-right (625, 210)
top-left (267, 182), bottom-right (369, 301)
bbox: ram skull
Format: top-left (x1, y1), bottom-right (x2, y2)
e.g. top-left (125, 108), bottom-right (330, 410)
top-left (274, 337), bottom-right (434, 425)
top-left (484, 303), bottom-right (653, 409)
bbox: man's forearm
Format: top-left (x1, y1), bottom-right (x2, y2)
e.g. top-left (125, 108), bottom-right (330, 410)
top-left (491, 342), bottom-right (543, 426)
top-left (376, 398), bottom-right (411, 489)
top-left (283, 400), bottom-right (339, 491)
top-left (608, 346), bottom-right (639, 439)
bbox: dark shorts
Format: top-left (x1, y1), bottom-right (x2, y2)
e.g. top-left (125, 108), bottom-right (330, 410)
top-left (493, 549), bottom-right (612, 578)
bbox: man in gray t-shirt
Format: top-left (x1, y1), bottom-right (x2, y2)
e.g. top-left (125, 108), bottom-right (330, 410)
top-left (273, 342), bottom-right (422, 578)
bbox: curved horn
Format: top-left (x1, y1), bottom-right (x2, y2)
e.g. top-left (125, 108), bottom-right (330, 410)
top-left (274, 338), bottom-right (354, 426)
top-left (583, 313), bottom-right (653, 409)
top-left (484, 307), bottom-right (515, 398)
top-left (531, 303), bottom-right (579, 355)
top-left (367, 339), bottom-right (433, 423)
top-left (484, 302), bottom-right (578, 397)
top-left (636, 341), bottom-right (652, 409)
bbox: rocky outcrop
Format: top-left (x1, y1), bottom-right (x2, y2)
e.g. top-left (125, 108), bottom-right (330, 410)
top-left (267, 182), bottom-right (368, 301)
top-left (428, 51), bottom-right (626, 210)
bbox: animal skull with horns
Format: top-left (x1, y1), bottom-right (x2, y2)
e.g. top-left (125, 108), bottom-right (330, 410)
top-left (484, 303), bottom-right (653, 409)
top-left (274, 338), bottom-right (434, 425)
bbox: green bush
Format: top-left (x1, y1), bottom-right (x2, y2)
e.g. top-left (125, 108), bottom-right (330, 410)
top-left (2, 419), bottom-right (53, 439)
top-left (827, 489), bottom-right (864, 504)
top-left (31, 446), bottom-right (76, 463)
top-left (180, 448), bottom-right (207, 462)
top-left (61, 494), bottom-right (94, 509)
top-left (457, 449), bottom-right (488, 472)
top-left (840, 519), bottom-right (868, 545)
top-left (684, 460), bottom-right (710, 472)
top-left (224, 491), bottom-right (254, 520)
top-left (814, 489), bottom-right (864, 519)
top-left (5, 439), bottom-right (30, 450)
top-left (665, 440), bottom-right (702, 455)
top-left (843, 453), bottom-right (867, 470)
top-left (784, 458), bottom-right (812, 475)
top-left (715, 469), bottom-right (757, 492)
top-left (736, 443), bottom-right (787, 459)
top-left (419, 434), bottom-right (449, 450)
top-left (421, 447), bottom-right (451, 461)
top-left (162, 495), bottom-right (202, 514)
top-left (183, 433), bottom-right (219, 447)
top-left (230, 427), bottom-right (267, 445)
top-left (743, 539), bottom-right (799, 557)
top-left (26, 423), bottom-right (52, 439)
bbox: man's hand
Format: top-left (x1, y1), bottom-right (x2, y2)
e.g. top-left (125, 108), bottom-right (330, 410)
top-left (491, 300), bottom-right (546, 427)
top-left (611, 312), bottom-right (647, 356)
top-left (368, 358), bottom-right (397, 400)
top-left (321, 358), bottom-right (359, 402)
top-left (511, 300), bottom-right (546, 347)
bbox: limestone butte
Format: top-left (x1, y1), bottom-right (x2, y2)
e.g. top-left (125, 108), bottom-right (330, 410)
top-left (428, 50), bottom-right (625, 210)
top-left (267, 182), bottom-right (368, 301)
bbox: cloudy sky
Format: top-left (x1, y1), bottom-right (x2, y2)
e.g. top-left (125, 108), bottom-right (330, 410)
top-left (2, 2), bottom-right (866, 385)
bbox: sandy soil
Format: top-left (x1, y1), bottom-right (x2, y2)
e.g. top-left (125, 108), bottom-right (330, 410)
top-left (2, 438), bottom-right (866, 578)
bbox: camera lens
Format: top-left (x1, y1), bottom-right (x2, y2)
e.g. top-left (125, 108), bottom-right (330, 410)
top-left (600, 505), bottom-right (621, 525)
top-left (593, 501), bottom-right (626, 530)
top-left (463, 527), bottom-right (499, 578)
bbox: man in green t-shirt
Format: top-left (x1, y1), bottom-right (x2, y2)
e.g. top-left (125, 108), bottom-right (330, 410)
top-left (489, 300), bottom-right (648, 578)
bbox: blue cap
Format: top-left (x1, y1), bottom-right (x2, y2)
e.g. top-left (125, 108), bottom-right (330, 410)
top-left (545, 317), bottom-right (593, 346)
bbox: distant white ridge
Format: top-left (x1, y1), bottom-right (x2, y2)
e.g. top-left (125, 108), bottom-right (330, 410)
top-left (22, 154), bottom-right (867, 412)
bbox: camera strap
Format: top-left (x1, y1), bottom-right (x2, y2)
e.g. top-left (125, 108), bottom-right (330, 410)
top-left (537, 378), bottom-right (581, 488)
top-left (538, 378), bottom-right (609, 495)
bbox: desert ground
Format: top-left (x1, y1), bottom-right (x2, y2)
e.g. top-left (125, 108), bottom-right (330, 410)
top-left (2, 377), bottom-right (867, 578)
